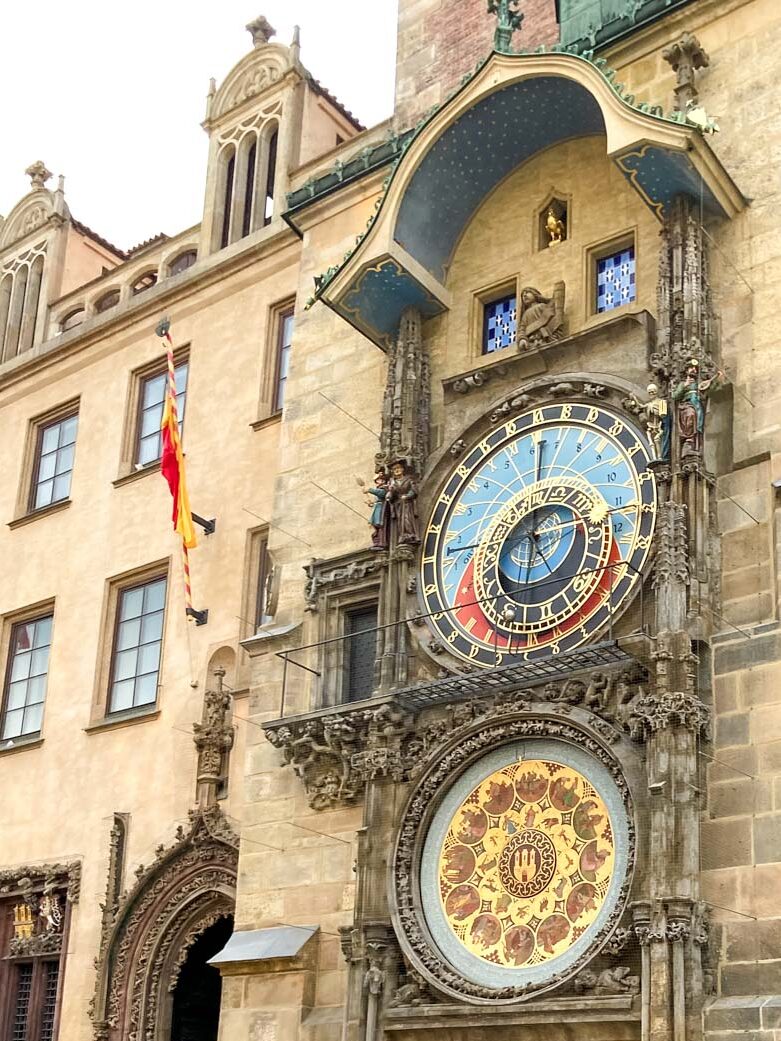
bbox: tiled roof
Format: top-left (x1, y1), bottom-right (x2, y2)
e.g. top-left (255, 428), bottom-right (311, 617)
top-left (307, 75), bottom-right (366, 132)
top-left (126, 233), bottom-right (169, 256)
top-left (71, 218), bottom-right (127, 260)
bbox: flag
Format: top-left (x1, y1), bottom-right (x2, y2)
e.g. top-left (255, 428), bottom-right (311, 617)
top-left (160, 347), bottom-right (197, 549)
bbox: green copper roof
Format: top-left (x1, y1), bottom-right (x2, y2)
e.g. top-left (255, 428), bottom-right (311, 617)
top-left (557, 0), bottom-right (698, 52)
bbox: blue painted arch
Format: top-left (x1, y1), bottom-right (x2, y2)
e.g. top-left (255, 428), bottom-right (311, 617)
top-left (394, 77), bottom-right (605, 283)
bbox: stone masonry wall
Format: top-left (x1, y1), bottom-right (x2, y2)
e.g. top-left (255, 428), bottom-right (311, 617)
top-left (394, 0), bottom-right (559, 127)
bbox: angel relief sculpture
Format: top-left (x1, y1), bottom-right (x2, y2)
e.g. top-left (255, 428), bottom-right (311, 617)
top-left (516, 283), bottom-right (565, 352)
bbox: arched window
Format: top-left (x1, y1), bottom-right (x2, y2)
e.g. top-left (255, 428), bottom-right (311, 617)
top-left (241, 140), bottom-right (257, 239)
top-left (0, 275), bottom-right (12, 362)
top-left (60, 308), bottom-right (86, 332)
top-left (131, 271), bottom-right (157, 295)
top-left (264, 129), bottom-right (278, 226)
top-left (4, 266), bottom-right (29, 361)
top-left (19, 254), bottom-right (44, 353)
top-left (168, 250), bottom-right (197, 277)
top-left (95, 289), bottom-right (120, 314)
top-left (220, 148), bottom-right (236, 251)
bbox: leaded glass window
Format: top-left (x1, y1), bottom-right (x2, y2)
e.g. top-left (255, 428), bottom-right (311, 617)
top-left (31, 413), bottom-right (78, 510)
top-left (483, 294), bottom-right (517, 353)
top-left (135, 361), bottom-right (188, 466)
top-left (2, 615), bottom-right (53, 740)
top-left (109, 577), bottom-right (167, 713)
top-left (596, 246), bottom-right (636, 313)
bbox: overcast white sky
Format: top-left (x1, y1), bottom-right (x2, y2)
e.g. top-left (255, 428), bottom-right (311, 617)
top-left (0, 0), bottom-right (398, 250)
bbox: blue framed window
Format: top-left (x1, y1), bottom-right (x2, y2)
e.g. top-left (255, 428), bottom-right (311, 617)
top-left (483, 294), bottom-right (517, 354)
top-left (596, 246), bottom-right (636, 313)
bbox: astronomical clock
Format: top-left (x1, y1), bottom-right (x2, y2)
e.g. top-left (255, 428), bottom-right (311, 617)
top-left (390, 392), bottom-right (658, 1003)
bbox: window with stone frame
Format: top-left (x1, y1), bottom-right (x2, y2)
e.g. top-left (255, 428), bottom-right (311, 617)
top-left (0, 873), bottom-right (70, 1041)
top-left (1, 613), bottom-right (53, 743)
top-left (29, 411), bottom-right (78, 513)
top-left (302, 549), bottom-right (385, 709)
top-left (272, 304), bottom-right (294, 414)
top-left (134, 358), bottom-right (188, 467)
top-left (107, 575), bottom-right (167, 714)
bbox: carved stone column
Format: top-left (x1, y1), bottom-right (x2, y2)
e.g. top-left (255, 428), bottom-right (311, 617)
top-left (376, 307), bottom-right (430, 691)
top-left (193, 667), bottom-right (235, 808)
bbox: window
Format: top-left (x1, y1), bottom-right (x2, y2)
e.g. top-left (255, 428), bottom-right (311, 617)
top-left (344, 604), bottom-right (378, 702)
top-left (95, 289), bottom-right (120, 313)
top-left (242, 141), bottom-right (257, 239)
top-left (168, 250), bottom-right (197, 277)
top-left (596, 245), bottom-right (636, 313)
top-left (135, 360), bottom-right (188, 466)
top-left (1, 614), bottom-right (53, 740)
top-left (59, 308), bottom-right (85, 332)
top-left (273, 308), bottom-right (294, 413)
top-left (254, 535), bottom-right (272, 629)
top-left (220, 150), bottom-right (236, 250)
top-left (264, 129), bottom-right (278, 226)
top-left (483, 294), bottom-right (517, 353)
top-left (131, 271), bottom-right (157, 295)
top-left (108, 576), bottom-right (167, 713)
top-left (30, 413), bottom-right (78, 511)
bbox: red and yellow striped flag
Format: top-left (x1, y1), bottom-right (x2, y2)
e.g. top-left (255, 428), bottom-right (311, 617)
top-left (160, 332), bottom-right (197, 550)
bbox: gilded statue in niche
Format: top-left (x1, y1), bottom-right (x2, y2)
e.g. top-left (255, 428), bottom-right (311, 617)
top-left (437, 760), bottom-right (614, 969)
top-left (516, 284), bottom-right (565, 352)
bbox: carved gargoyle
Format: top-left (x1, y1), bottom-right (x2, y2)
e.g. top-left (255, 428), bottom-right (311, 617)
top-left (516, 283), bottom-right (565, 352)
top-left (574, 965), bottom-right (640, 995)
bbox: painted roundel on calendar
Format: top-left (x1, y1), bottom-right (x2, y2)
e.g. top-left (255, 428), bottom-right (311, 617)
top-left (420, 401), bottom-right (657, 667)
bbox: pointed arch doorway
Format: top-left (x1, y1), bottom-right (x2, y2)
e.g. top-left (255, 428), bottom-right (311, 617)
top-left (91, 808), bottom-right (238, 1041)
top-left (170, 915), bottom-right (233, 1041)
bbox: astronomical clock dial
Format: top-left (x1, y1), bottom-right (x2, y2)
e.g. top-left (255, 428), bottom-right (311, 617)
top-left (420, 401), bottom-right (657, 667)
top-left (416, 741), bottom-right (632, 996)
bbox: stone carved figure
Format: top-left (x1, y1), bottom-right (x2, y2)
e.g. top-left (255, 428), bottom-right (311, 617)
top-left (627, 383), bottom-right (671, 461)
top-left (574, 965), bottom-right (640, 995)
top-left (387, 459), bottom-right (420, 545)
top-left (357, 471), bottom-right (390, 550)
top-left (545, 208), bottom-right (566, 245)
top-left (516, 284), bottom-right (565, 352)
top-left (487, 0), bottom-right (523, 51)
top-left (673, 359), bottom-right (723, 458)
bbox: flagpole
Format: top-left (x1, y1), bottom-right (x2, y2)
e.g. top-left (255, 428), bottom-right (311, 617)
top-left (155, 317), bottom-right (208, 626)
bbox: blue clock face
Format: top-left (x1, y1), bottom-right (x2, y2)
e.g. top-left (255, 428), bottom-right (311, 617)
top-left (420, 401), bottom-right (657, 667)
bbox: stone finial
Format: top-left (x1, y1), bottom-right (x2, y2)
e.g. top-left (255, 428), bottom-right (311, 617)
top-left (246, 15), bottom-right (276, 47)
top-left (662, 32), bottom-right (710, 112)
top-left (25, 161), bottom-right (52, 190)
top-left (487, 0), bottom-right (524, 54)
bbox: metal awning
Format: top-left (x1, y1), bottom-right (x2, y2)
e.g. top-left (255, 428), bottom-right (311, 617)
top-left (208, 925), bottom-right (318, 966)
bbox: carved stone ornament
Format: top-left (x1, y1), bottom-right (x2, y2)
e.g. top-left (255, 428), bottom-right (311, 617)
top-left (377, 307), bottom-right (431, 478)
top-left (265, 664), bottom-right (653, 810)
top-left (25, 160), bottom-right (52, 190)
top-left (304, 549), bottom-right (387, 612)
top-left (246, 15), bottom-right (276, 46)
top-left (90, 807), bottom-right (238, 1041)
top-left (0, 861), bottom-right (81, 904)
top-left (573, 965), bottom-right (640, 995)
top-left (628, 690), bottom-right (710, 740)
top-left (194, 667), bottom-right (235, 806)
top-left (391, 713), bottom-right (636, 1003)
top-left (662, 32), bottom-right (710, 112)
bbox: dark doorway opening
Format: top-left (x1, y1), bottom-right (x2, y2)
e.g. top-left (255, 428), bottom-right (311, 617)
top-left (170, 915), bottom-right (233, 1041)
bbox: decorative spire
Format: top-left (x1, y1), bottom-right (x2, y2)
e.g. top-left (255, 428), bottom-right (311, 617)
top-left (291, 24), bottom-right (301, 63)
top-left (662, 32), bottom-right (710, 112)
top-left (246, 14), bottom-right (276, 48)
top-left (487, 0), bottom-right (523, 54)
top-left (25, 161), bottom-right (52, 191)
